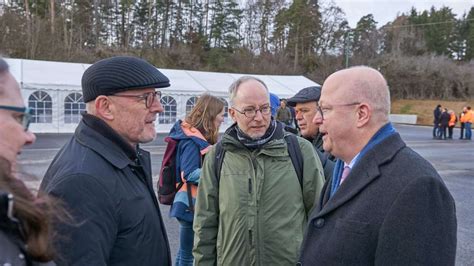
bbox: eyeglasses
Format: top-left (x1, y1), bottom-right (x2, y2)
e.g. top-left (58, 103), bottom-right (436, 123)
top-left (232, 105), bottom-right (271, 118)
top-left (110, 91), bottom-right (161, 109)
top-left (0, 105), bottom-right (32, 131)
top-left (317, 102), bottom-right (360, 120)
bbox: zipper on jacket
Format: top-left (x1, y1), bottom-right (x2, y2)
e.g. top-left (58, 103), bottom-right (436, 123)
top-left (248, 178), bottom-right (252, 194)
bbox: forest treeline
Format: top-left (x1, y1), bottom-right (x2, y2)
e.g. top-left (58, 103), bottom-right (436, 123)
top-left (0, 0), bottom-right (473, 100)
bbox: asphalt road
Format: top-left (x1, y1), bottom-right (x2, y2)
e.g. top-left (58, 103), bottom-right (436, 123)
top-left (17, 124), bottom-right (474, 265)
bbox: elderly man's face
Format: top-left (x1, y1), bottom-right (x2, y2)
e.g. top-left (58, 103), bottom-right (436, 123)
top-left (109, 88), bottom-right (164, 146)
top-left (295, 101), bottom-right (319, 139)
top-left (230, 80), bottom-right (271, 139)
top-left (0, 73), bottom-right (36, 170)
top-left (314, 80), bottom-right (359, 160)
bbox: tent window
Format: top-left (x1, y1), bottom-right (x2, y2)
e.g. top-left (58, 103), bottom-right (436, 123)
top-left (186, 96), bottom-right (199, 114)
top-left (220, 97), bottom-right (229, 122)
top-left (64, 93), bottom-right (85, 124)
top-left (159, 96), bottom-right (177, 124)
top-left (28, 90), bottom-right (53, 123)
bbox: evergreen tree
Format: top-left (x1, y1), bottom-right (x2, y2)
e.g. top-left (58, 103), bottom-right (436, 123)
top-left (352, 14), bottom-right (379, 59)
top-left (208, 0), bottom-right (242, 50)
top-left (424, 6), bottom-right (456, 56)
top-left (464, 7), bottom-right (474, 60)
top-left (275, 0), bottom-right (322, 71)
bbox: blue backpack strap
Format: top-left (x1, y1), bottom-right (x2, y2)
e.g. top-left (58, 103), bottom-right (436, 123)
top-left (284, 134), bottom-right (304, 190)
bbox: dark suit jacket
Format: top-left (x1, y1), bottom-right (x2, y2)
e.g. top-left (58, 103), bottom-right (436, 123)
top-left (40, 117), bottom-right (171, 266)
top-left (299, 133), bottom-right (457, 265)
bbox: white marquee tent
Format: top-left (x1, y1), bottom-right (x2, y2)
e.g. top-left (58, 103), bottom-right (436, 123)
top-left (5, 58), bottom-right (320, 133)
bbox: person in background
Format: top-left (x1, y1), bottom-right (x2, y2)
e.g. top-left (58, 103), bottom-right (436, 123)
top-left (0, 158), bottom-right (61, 266)
top-left (269, 92), bottom-right (280, 117)
top-left (0, 59), bottom-right (36, 173)
top-left (433, 104), bottom-right (442, 139)
top-left (168, 94), bottom-right (225, 266)
top-left (439, 108), bottom-right (450, 140)
top-left (287, 86), bottom-right (335, 180)
top-left (464, 106), bottom-right (473, 140)
top-left (459, 107), bottom-right (466, 139)
top-left (193, 76), bottom-right (325, 266)
top-left (40, 56), bottom-right (172, 265)
top-left (299, 66), bottom-right (457, 265)
top-left (0, 57), bottom-right (59, 265)
top-left (448, 110), bottom-right (457, 139)
top-left (276, 98), bottom-right (292, 126)
top-left (288, 103), bottom-right (298, 130)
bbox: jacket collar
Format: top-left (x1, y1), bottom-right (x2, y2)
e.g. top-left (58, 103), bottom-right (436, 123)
top-left (168, 120), bottom-right (210, 155)
top-left (76, 114), bottom-right (140, 169)
top-left (314, 133), bottom-right (406, 218)
top-left (222, 122), bottom-right (290, 149)
top-left (311, 133), bottom-right (324, 152)
top-left (221, 122), bottom-right (286, 155)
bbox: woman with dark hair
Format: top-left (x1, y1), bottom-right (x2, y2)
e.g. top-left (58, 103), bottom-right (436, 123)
top-left (0, 157), bottom-right (61, 265)
top-left (167, 94), bottom-right (225, 266)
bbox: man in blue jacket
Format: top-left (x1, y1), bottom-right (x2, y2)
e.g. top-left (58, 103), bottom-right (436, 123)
top-left (40, 56), bottom-right (172, 265)
top-left (299, 66), bottom-right (457, 265)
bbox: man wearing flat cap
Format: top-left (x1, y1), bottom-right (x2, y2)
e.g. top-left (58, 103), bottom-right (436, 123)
top-left (40, 56), bottom-right (171, 265)
top-left (287, 86), bottom-right (335, 180)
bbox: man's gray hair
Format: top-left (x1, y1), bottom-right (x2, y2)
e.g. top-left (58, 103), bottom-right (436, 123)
top-left (85, 102), bottom-right (95, 114)
top-left (228, 76), bottom-right (268, 106)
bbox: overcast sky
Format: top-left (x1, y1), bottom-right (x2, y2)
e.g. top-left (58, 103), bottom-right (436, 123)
top-left (332, 0), bottom-right (473, 28)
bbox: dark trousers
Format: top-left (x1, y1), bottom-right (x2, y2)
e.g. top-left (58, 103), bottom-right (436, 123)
top-left (448, 126), bottom-right (454, 139)
top-left (460, 123), bottom-right (465, 139)
top-left (440, 126), bottom-right (447, 139)
top-left (433, 123), bottom-right (440, 138)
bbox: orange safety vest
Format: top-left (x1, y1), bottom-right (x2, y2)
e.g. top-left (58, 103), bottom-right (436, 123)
top-left (449, 113), bottom-right (457, 127)
top-left (464, 110), bottom-right (473, 123)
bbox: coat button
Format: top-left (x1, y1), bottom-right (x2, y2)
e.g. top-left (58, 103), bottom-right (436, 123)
top-left (313, 218), bottom-right (325, 228)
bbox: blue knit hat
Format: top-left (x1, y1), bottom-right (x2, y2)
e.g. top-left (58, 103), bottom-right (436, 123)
top-left (82, 56), bottom-right (170, 102)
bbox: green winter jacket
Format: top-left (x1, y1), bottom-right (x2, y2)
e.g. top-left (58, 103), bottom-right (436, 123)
top-left (193, 126), bottom-right (325, 266)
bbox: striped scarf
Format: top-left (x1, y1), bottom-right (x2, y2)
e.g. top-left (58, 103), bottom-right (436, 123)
top-left (235, 119), bottom-right (278, 149)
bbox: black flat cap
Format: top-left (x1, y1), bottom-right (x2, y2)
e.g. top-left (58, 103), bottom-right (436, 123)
top-left (82, 56), bottom-right (170, 102)
top-left (287, 86), bottom-right (321, 107)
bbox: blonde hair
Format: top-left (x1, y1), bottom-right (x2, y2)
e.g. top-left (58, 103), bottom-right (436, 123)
top-left (185, 94), bottom-right (225, 144)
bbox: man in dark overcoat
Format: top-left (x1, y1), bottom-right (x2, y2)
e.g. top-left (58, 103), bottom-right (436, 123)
top-left (40, 56), bottom-right (172, 265)
top-left (298, 66), bottom-right (457, 265)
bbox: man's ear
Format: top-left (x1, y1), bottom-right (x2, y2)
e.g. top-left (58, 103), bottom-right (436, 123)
top-left (356, 103), bottom-right (371, 127)
top-left (228, 108), bottom-right (238, 122)
top-left (95, 96), bottom-right (114, 121)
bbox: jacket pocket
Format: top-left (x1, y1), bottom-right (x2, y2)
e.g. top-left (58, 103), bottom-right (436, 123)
top-left (335, 218), bottom-right (370, 235)
top-left (333, 218), bottom-right (373, 264)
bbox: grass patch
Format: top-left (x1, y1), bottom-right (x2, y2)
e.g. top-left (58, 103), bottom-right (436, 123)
top-left (399, 104), bottom-right (412, 114)
top-left (391, 99), bottom-right (474, 126)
